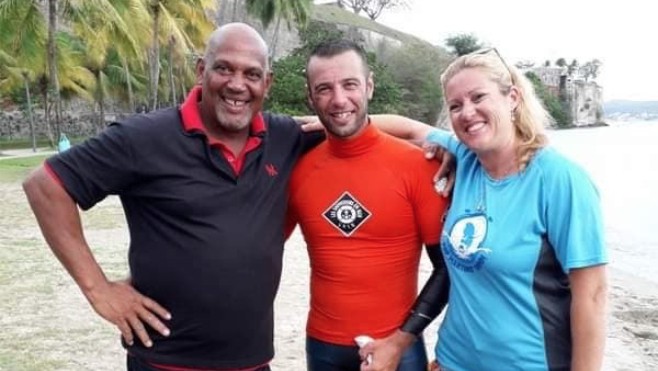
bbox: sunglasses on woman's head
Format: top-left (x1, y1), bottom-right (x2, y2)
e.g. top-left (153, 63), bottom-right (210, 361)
top-left (469, 47), bottom-right (514, 83)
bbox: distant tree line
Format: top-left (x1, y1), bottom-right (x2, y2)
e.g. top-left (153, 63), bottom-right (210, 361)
top-left (266, 20), bottom-right (449, 125)
top-left (2, 0), bottom-right (585, 151)
top-left (0, 0), bottom-right (314, 150)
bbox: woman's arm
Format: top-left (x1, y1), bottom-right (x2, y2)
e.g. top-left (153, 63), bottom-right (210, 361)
top-left (570, 264), bottom-right (608, 371)
top-left (370, 114), bottom-right (434, 144)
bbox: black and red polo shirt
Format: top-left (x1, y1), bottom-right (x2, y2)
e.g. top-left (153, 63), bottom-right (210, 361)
top-left (46, 87), bottom-right (322, 369)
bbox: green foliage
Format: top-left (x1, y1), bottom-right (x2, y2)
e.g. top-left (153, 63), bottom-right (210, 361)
top-left (525, 72), bottom-right (571, 127)
top-left (264, 21), bottom-right (343, 115)
top-left (381, 43), bottom-right (446, 123)
top-left (445, 33), bottom-right (484, 56)
top-left (0, 153), bottom-right (51, 182)
top-left (265, 54), bottom-right (310, 115)
top-left (266, 20), bottom-right (404, 116)
top-left (297, 21), bottom-right (345, 54)
top-left (366, 53), bottom-right (403, 114)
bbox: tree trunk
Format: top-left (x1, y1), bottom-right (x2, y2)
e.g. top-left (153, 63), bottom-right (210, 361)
top-left (42, 89), bottom-right (55, 147)
top-left (231, 0), bottom-right (239, 21)
top-left (180, 78), bottom-right (187, 104)
top-left (123, 59), bottom-right (135, 112)
top-left (269, 16), bottom-right (282, 61)
top-left (168, 37), bottom-right (177, 106)
top-left (96, 71), bottom-right (105, 134)
top-left (48, 0), bottom-right (62, 142)
top-left (148, 2), bottom-right (161, 111)
top-left (23, 73), bottom-right (37, 153)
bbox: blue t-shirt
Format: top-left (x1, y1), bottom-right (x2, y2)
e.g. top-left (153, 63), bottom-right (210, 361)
top-left (426, 129), bottom-right (607, 371)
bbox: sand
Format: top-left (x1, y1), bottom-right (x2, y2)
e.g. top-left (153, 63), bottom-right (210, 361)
top-left (1, 184), bottom-right (657, 370)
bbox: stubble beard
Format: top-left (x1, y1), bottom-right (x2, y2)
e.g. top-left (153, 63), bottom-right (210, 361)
top-left (324, 108), bottom-right (368, 139)
top-left (214, 105), bottom-right (252, 133)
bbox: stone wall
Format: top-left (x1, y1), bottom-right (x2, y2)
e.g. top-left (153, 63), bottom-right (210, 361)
top-left (530, 66), bottom-right (605, 126)
top-left (0, 109), bottom-right (130, 140)
top-left (570, 80), bottom-right (604, 125)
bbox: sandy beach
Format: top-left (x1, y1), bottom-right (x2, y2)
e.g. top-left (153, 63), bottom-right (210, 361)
top-left (2, 121), bottom-right (658, 371)
top-left (0, 192), bottom-right (656, 370)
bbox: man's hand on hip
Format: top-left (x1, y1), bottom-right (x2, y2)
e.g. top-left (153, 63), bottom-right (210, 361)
top-left (86, 278), bottom-right (171, 348)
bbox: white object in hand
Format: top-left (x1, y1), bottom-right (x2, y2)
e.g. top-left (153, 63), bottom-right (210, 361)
top-left (354, 335), bottom-right (374, 365)
top-left (434, 177), bottom-right (448, 193)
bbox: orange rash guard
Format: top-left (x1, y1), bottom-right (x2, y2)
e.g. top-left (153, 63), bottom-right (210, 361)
top-left (286, 122), bottom-right (448, 345)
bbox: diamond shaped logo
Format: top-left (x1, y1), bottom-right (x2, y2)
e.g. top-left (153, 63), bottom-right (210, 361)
top-left (323, 192), bottom-right (372, 236)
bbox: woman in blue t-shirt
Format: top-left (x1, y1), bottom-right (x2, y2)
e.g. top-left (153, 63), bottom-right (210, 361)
top-left (372, 48), bottom-right (608, 371)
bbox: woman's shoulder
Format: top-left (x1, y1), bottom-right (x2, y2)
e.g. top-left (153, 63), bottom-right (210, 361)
top-left (532, 147), bottom-right (596, 187)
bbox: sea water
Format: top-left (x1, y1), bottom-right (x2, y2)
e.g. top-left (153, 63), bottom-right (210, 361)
top-left (548, 121), bottom-right (658, 284)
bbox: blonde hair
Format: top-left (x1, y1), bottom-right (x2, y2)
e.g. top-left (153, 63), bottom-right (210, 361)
top-left (439, 50), bottom-right (551, 170)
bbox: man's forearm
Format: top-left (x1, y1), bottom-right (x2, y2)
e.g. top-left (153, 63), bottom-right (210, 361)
top-left (23, 167), bottom-right (108, 295)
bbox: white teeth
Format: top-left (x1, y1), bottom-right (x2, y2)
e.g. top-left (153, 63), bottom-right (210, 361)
top-left (225, 99), bottom-right (246, 107)
top-left (332, 112), bottom-right (351, 119)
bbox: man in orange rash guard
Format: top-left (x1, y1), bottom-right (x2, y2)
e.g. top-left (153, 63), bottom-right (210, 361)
top-left (286, 39), bottom-right (450, 371)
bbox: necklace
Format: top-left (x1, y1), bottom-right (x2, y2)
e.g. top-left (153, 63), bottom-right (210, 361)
top-left (476, 170), bottom-right (487, 213)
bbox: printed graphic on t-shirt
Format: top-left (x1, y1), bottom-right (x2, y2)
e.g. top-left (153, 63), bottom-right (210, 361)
top-left (323, 192), bottom-right (372, 236)
top-left (442, 213), bottom-right (491, 272)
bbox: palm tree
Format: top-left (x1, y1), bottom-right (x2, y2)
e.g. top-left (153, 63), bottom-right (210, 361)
top-left (0, 50), bottom-right (39, 152)
top-left (67, 0), bottom-right (148, 131)
top-left (22, 69), bottom-right (38, 152)
top-left (145, 0), bottom-right (216, 111)
top-left (245, 0), bottom-right (312, 59)
top-left (104, 48), bottom-right (149, 112)
top-left (47, 0), bottom-right (63, 142)
top-left (0, 0), bottom-right (51, 146)
top-left (109, 0), bottom-right (151, 112)
top-left (1, 0), bottom-right (139, 142)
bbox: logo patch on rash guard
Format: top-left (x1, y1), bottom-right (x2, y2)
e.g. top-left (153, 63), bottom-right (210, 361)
top-left (323, 192), bottom-right (371, 236)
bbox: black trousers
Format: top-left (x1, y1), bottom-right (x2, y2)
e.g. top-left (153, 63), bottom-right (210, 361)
top-left (126, 355), bottom-right (271, 371)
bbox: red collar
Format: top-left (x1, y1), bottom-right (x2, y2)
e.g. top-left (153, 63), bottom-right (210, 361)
top-left (179, 86), bottom-right (266, 145)
top-left (327, 120), bottom-right (382, 158)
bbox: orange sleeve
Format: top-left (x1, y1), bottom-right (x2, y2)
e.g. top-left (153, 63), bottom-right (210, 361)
top-left (411, 157), bottom-right (449, 246)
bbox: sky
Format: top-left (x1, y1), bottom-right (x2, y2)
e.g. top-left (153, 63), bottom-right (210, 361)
top-left (318, 0), bottom-right (657, 102)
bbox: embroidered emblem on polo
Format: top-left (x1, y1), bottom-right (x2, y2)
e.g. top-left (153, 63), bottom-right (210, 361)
top-left (265, 164), bottom-right (278, 176)
top-left (323, 192), bottom-right (371, 236)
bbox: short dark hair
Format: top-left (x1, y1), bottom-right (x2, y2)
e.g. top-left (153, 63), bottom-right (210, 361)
top-left (306, 39), bottom-right (370, 77)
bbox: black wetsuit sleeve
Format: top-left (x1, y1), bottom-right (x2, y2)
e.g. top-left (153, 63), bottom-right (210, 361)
top-left (301, 129), bottom-right (326, 153)
top-left (400, 243), bottom-right (450, 336)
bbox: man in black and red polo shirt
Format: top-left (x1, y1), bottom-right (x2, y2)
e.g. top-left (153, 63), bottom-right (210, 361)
top-left (23, 23), bottom-right (321, 371)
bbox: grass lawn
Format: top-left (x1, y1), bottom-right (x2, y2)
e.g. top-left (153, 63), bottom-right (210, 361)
top-left (0, 157), bottom-right (128, 370)
top-left (0, 155), bottom-right (50, 183)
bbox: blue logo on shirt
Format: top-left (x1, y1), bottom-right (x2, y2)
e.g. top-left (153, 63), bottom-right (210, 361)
top-left (442, 213), bottom-right (491, 272)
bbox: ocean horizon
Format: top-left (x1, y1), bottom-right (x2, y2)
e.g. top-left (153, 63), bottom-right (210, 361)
top-left (548, 120), bottom-right (658, 284)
